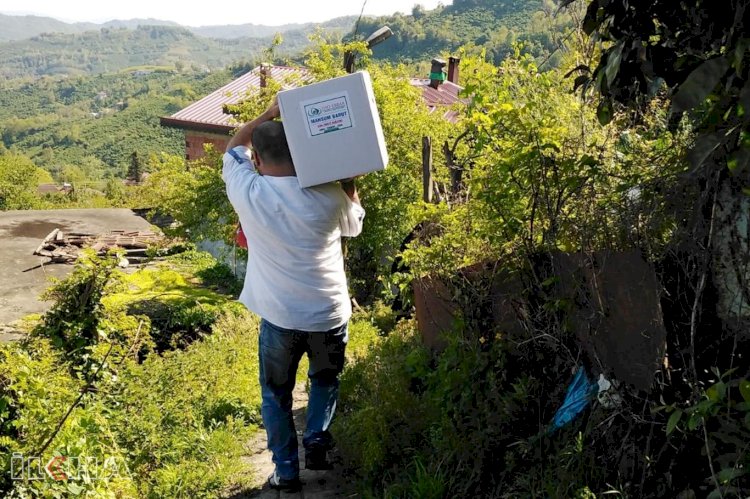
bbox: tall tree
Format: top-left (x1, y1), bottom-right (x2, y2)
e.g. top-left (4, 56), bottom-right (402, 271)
top-left (128, 151), bottom-right (142, 183)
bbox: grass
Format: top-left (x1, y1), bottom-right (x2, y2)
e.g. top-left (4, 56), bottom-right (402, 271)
top-left (1, 251), bottom-right (262, 498)
top-left (1, 249), bottom-right (399, 497)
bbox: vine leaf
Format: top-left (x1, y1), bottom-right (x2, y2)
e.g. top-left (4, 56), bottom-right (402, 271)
top-left (739, 378), bottom-right (750, 403)
top-left (605, 42), bottom-right (624, 87)
top-left (728, 146), bottom-right (750, 174)
top-left (687, 131), bottom-right (723, 170)
top-left (597, 98), bottom-right (613, 125)
top-left (671, 57), bottom-right (729, 113)
top-left (582, 0), bottom-right (602, 35)
top-left (666, 409), bottom-right (682, 435)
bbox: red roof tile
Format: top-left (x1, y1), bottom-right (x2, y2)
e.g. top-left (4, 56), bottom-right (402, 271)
top-left (161, 67), bottom-right (466, 132)
top-left (409, 79), bottom-right (466, 123)
top-left (161, 65), bottom-right (311, 133)
top-left (37, 184), bottom-right (62, 194)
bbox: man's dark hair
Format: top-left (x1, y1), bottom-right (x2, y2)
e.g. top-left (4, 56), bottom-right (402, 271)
top-left (251, 121), bottom-right (293, 165)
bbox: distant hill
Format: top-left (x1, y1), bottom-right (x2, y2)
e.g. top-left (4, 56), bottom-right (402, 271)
top-left (101, 18), bottom-right (181, 30)
top-left (0, 20), bottom-right (356, 79)
top-left (0, 69), bottom-right (235, 174)
top-left (191, 16), bottom-right (357, 39)
top-left (0, 26), bottom-right (241, 78)
top-left (0, 12), bottom-right (356, 42)
top-left (0, 0), bottom-right (572, 79)
top-left (353, 0), bottom-right (571, 67)
top-left (0, 14), bottom-right (98, 41)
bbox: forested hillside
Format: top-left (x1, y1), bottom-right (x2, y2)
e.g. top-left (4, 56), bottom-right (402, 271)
top-left (356, 0), bottom-right (572, 65)
top-left (0, 0), bottom-right (571, 79)
top-left (0, 12), bottom-right (356, 42)
top-left (0, 68), bottom-right (234, 179)
top-left (190, 16), bottom-right (357, 39)
top-left (0, 26), bottom-right (251, 78)
top-left (0, 20), bottom-right (356, 79)
top-left (0, 14), bottom-right (99, 41)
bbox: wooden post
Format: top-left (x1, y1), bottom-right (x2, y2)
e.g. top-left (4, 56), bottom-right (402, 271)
top-left (444, 140), bottom-right (460, 195)
top-left (422, 136), bottom-right (433, 203)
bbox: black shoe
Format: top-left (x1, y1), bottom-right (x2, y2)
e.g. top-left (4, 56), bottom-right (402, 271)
top-left (267, 470), bottom-right (302, 492)
top-left (305, 445), bottom-right (333, 470)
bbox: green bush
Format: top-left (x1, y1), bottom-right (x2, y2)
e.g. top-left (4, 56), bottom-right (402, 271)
top-left (110, 308), bottom-right (261, 497)
top-left (336, 311), bottom-right (750, 498)
top-left (1, 252), bottom-right (262, 498)
top-left (336, 320), bottom-right (432, 485)
top-left (0, 337), bottom-right (139, 498)
top-left (335, 318), bottom-right (610, 497)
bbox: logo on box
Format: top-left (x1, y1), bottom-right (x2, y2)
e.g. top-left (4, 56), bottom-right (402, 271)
top-left (303, 93), bottom-right (354, 137)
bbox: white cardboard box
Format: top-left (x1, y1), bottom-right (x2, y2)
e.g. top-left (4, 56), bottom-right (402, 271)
top-left (278, 71), bottom-right (389, 188)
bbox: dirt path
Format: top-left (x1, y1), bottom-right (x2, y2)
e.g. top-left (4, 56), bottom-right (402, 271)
top-left (226, 382), bottom-right (355, 499)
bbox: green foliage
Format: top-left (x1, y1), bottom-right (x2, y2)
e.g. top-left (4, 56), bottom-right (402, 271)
top-left (354, 0), bottom-right (574, 67)
top-left (139, 150), bottom-right (234, 243)
top-left (0, 26), bottom-right (239, 79)
top-left (661, 370), bottom-right (750, 496)
top-left (0, 17), bottom-right (358, 76)
top-left (569, 0), bottom-right (750, 176)
top-left (103, 257), bottom-right (242, 352)
top-left (0, 338), bottom-right (140, 498)
top-left (336, 320), bottom-right (431, 482)
top-left (35, 251), bottom-right (137, 370)
top-left (111, 309), bottom-right (260, 497)
top-left (338, 320), bottom-right (550, 497)
top-left (346, 314), bottom-right (385, 362)
top-left (0, 69), bottom-right (233, 178)
top-left (0, 152), bottom-right (46, 210)
top-left (336, 318), bottom-right (644, 497)
top-left (1, 251), bottom-right (258, 498)
top-left (402, 50), bottom-right (690, 279)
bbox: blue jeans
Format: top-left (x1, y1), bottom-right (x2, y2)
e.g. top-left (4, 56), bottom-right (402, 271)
top-left (258, 318), bottom-right (348, 480)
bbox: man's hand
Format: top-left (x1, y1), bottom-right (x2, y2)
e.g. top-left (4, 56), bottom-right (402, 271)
top-left (340, 178), bottom-right (360, 205)
top-left (226, 94), bottom-right (281, 152)
top-left (265, 96), bottom-right (280, 120)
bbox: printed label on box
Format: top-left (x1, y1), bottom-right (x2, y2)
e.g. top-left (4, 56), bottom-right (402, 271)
top-left (302, 93), bottom-right (354, 137)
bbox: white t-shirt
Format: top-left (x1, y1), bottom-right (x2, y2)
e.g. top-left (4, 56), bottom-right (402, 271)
top-left (222, 146), bottom-right (365, 331)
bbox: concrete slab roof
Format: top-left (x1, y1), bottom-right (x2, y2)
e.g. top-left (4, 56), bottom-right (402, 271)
top-left (0, 209), bottom-right (153, 325)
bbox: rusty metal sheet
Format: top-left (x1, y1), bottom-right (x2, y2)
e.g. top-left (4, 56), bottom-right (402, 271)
top-left (551, 251), bottom-right (667, 392)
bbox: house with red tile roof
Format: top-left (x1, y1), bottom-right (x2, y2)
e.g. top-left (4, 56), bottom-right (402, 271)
top-left (160, 58), bottom-right (464, 160)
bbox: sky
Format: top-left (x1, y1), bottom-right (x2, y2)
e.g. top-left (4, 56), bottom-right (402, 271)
top-left (0, 0), bottom-right (448, 26)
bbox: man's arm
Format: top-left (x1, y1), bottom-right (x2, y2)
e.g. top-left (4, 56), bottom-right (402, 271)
top-left (222, 98), bottom-right (280, 207)
top-left (338, 178), bottom-right (365, 238)
top-left (226, 97), bottom-right (280, 152)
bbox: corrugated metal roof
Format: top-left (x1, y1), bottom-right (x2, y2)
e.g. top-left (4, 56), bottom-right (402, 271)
top-left (162, 68), bottom-right (466, 132)
top-left (161, 66), bottom-right (310, 132)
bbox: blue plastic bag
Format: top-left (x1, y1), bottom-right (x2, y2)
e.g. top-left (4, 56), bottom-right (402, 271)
top-left (550, 366), bottom-right (598, 432)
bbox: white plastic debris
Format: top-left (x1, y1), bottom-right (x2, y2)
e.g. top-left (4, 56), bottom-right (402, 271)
top-left (596, 374), bottom-right (623, 409)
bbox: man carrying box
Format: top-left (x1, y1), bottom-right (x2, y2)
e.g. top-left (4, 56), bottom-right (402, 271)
top-left (222, 96), bottom-right (365, 492)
